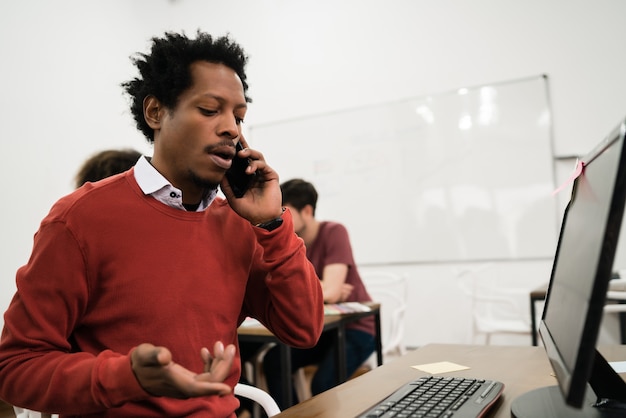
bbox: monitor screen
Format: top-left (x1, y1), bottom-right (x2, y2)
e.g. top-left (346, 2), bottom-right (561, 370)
top-left (512, 119), bottom-right (626, 417)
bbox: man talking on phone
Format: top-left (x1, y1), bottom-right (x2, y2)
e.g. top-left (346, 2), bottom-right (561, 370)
top-left (0, 31), bottom-right (324, 417)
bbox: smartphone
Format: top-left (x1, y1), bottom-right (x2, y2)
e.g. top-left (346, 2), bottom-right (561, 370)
top-left (225, 141), bottom-right (255, 198)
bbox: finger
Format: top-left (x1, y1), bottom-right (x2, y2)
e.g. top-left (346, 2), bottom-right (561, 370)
top-left (204, 341), bottom-right (225, 374)
top-left (155, 347), bottom-right (173, 366)
top-left (225, 344), bottom-right (236, 361)
top-left (242, 148), bottom-right (266, 169)
top-left (167, 362), bottom-right (233, 398)
top-left (201, 342), bottom-right (228, 374)
top-left (200, 347), bottom-right (211, 373)
top-left (132, 343), bottom-right (153, 367)
top-left (205, 344), bottom-right (236, 381)
top-left (219, 344), bottom-right (236, 362)
top-left (133, 343), bottom-right (171, 367)
top-left (200, 347), bottom-right (210, 363)
top-left (186, 381), bottom-right (232, 397)
top-left (213, 341), bottom-right (225, 358)
top-left (238, 134), bottom-right (249, 149)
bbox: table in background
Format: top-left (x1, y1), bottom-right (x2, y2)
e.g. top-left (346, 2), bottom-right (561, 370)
top-left (237, 302), bottom-right (382, 408)
top-left (529, 285), bottom-right (546, 346)
top-left (275, 343), bottom-right (626, 418)
top-left (530, 285), bottom-right (626, 346)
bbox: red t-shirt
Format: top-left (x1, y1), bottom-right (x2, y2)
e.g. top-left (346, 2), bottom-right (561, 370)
top-left (307, 221), bottom-right (376, 336)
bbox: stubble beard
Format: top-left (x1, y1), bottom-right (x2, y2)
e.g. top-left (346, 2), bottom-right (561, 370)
top-left (189, 169), bottom-right (219, 192)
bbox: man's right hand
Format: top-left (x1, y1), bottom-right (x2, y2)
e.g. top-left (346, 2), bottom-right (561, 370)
top-left (131, 341), bottom-right (235, 398)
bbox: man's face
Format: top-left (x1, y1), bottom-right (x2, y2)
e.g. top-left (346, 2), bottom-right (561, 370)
top-left (152, 61), bottom-right (247, 196)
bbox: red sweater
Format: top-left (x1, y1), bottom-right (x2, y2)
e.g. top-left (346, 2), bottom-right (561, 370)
top-left (0, 170), bottom-right (324, 417)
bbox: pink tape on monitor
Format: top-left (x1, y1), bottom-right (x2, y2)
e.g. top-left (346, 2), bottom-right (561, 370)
top-left (552, 159), bottom-right (584, 196)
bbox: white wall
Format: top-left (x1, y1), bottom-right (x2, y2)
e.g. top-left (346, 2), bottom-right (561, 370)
top-left (2, 0), bottom-right (626, 348)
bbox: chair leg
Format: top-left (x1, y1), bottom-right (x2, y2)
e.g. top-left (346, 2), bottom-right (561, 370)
top-left (251, 343), bottom-right (277, 392)
top-left (293, 367), bottom-right (312, 402)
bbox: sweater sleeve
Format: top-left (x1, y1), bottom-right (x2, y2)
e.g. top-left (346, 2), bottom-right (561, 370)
top-left (0, 220), bottom-right (148, 414)
top-left (243, 208), bottom-right (325, 348)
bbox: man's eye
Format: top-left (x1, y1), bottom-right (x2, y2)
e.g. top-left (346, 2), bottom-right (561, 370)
top-left (236, 117), bottom-right (245, 125)
top-left (199, 108), bottom-right (217, 116)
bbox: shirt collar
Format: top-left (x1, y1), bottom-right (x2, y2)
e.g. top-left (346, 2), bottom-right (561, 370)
top-left (133, 155), bottom-right (217, 211)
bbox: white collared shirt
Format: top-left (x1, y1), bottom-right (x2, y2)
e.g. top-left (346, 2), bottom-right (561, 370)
top-left (133, 156), bottom-right (217, 211)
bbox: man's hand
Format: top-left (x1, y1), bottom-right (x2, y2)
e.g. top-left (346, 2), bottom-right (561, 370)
top-left (131, 341), bottom-right (235, 398)
top-left (220, 136), bottom-right (283, 225)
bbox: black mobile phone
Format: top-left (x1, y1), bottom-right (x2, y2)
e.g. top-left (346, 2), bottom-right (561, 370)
top-left (225, 142), bottom-right (255, 198)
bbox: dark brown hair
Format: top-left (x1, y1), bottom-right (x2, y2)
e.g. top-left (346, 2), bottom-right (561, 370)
top-left (75, 148), bottom-right (142, 188)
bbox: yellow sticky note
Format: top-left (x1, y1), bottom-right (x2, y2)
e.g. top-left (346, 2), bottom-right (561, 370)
top-left (411, 361), bottom-right (470, 374)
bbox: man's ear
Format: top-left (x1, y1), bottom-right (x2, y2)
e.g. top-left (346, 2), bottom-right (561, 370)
top-left (143, 95), bottom-right (163, 130)
top-left (302, 204), bottom-right (315, 219)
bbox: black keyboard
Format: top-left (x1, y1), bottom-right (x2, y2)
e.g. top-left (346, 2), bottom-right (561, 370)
top-left (358, 376), bottom-right (504, 418)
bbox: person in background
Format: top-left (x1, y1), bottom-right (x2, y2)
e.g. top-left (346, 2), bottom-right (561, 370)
top-left (262, 178), bottom-right (376, 409)
top-left (0, 31), bottom-right (324, 417)
top-left (74, 148), bottom-right (142, 188)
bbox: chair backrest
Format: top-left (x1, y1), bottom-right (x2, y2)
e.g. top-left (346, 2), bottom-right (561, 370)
top-left (234, 383), bottom-right (281, 417)
top-left (360, 271), bottom-right (408, 359)
top-left (13, 407), bottom-right (56, 418)
top-left (455, 263), bottom-right (531, 344)
top-left (605, 286), bottom-right (626, 313)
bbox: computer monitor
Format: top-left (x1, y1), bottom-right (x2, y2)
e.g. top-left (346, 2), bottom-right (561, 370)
top-left (511, 119), bottom-right (626, 417)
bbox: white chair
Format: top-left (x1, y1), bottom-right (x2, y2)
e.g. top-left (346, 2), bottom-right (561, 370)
top-left (605, 282), bottom-right (626, 312)
top-left (456, 264), bottom-right (531, 345)
top-left (13, 384), bottom-right (279, 418)
top-left (605, 294), bottom-right (626, 313)
top-left (241, 342), bottom-right (276, 392)
top-left (234, 382), bottom-right (281, 417)
top-left (13, 408), bottom-right (56, 418)
top-left (360, 271), bottom-right (409, 363)
top-left (605, 277), bottom-right (626, 313)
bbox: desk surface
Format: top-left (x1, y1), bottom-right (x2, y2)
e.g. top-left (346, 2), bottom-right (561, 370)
top-left (237, 302), bottom-right (379, 337)
top-left (238, 313), bottom-right (343, 337)
top-left (275, 343), bottom-right (626, 418)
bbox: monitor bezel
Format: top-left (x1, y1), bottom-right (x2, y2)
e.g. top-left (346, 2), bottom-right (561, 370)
top-left (539, 120), bottom-right (626, 408)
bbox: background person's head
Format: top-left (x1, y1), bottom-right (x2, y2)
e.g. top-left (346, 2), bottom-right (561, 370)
top-left (74, 148), bottom-right (142, 188)
top-left (280, 179), bottom-right (319, 237)
top-left (280, 178), bottom-right (318, 214)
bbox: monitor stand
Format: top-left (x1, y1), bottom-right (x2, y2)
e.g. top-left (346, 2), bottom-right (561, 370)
top-left (511, 385), bottom-right (624, 418)
top-left (512, 350), bottom-right (626, 418)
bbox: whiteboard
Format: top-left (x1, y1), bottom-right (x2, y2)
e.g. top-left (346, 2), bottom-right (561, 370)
top-left (250, 75), bottom-right (559, 265)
